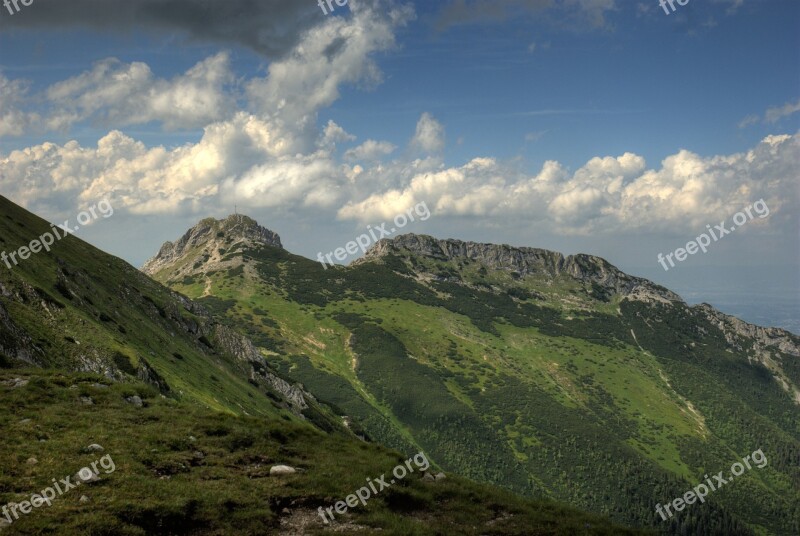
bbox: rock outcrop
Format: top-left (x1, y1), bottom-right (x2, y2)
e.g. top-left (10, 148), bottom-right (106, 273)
top-left (142, 215), bottom-right (282, 276)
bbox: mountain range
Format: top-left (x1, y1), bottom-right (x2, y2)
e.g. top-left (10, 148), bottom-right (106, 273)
top-left (1, 195), bottom-right (798, 534)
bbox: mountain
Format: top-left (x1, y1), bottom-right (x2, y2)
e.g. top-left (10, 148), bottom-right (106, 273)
top-left (145, 215), bottom-right (800, 535)
top-left (0, 195), bottom-right (644, 535)
top-left (0, 196), bottom-right (340, 427)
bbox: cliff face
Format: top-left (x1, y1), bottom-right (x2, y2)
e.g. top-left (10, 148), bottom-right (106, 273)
top-left (142, 214), bottom-right (282, 276)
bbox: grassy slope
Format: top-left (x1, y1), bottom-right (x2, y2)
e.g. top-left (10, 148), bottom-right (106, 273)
top-left (0, 369), bottom-right (647, 536)
top-left (156, 239), bottom-right (800, 535)
top-left (0, 195), bottom-right (314, 422)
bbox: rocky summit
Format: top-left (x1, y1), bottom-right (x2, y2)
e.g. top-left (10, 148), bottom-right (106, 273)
top-left (142, 214), bottom-right (282, 278)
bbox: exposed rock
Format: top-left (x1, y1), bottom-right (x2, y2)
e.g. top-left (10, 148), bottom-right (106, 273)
top-left (212, 323), bottom-right (311, 412)
top-left (79, 495), bottom-right (90, 504)
top-left (434, 472), bottom-right (446, 481)
top-left (1, 378), bottom-right (29, 389)
top-left (85, 444), bottom-right (104, 453)
top-left (422, 471), bottom-right (435, 482)
top-left (125, 395), bottom-right (143, 407)
top-left (26, 457), bottom-right (37, 465)
top-left (0, 300), bottom-right (44, 366)
top-left (136, 357), bottom-right (171, 395)
top-left (142, 214), bottom-right (282, 276)
top-left (695, 303), bottom-right (800, 404)
top-left (270, 465), bottom-right (297, 476)
top-left (80, 396), bottom-right (94, 405)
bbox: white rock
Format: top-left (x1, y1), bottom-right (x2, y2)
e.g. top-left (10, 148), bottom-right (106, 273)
top-left (269, 465), bottom-right (297, 476)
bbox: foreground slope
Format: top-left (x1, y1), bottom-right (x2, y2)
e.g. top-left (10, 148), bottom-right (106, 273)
top-left (0, 369), bottom-right (644, 535)
top-left (146, 216), bottom-right (800, 535)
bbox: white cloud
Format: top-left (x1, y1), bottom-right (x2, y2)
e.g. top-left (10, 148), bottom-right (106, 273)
top-left (0, 74), bottom-right (39, 137)
top-left (410, 113), bottom-right (445, 154)
top-left (524, 131), bottom-right (547, 143)
top-left (245, 1), bottom-right (414, 152)
top-left (0, 54), bottom-right (236, 137)
top-left (45, 52), bottom-right (235, 132)
top-left (765, 99), bottom-right (800, 124)
top-left (337, 134), bottom-right (799, 235)
top-left (344, 140), bottom-right (397, 161)
top-left (739, 98), bottom-right (800, 128)
top-left (320, 120), bottom-right (356, 149)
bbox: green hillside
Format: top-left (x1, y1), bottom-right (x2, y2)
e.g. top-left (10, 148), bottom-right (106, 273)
top-left (0, 195), bottom-right (342, 430)
top-left (148, 216), bottom-right (800, 535)
top-left (0, 196), bottom-right (647, 534)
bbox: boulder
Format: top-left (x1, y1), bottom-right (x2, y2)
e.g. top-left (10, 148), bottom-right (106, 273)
top-left (269, 465), bottom-right (297, 476)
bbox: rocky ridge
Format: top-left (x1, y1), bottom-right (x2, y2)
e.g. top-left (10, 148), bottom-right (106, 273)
top-left (360, 234), bottom-right (682, 304)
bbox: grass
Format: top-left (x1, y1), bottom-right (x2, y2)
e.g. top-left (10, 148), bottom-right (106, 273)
top-left (0, 369), bottom-right (648, 536)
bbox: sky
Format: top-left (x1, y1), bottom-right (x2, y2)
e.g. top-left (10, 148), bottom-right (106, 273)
top-left (0, 0), bottom-right (798, 332)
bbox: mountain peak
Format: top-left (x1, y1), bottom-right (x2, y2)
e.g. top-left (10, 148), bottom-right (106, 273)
top-left (142, 214), bottom-right (281, 275)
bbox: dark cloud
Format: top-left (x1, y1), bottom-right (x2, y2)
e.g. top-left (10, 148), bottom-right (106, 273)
top-left (0, 0), bottom-right (324, 58)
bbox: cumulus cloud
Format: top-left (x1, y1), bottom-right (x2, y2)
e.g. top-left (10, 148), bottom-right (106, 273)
top-left (1, 0), bottom-right (792, 244)
top-left (337, 134), bottom-right (798, 235)
top-left (1, 110), bottom-right (796, 239)
top-left (0, 1), bottom-right (421, 221)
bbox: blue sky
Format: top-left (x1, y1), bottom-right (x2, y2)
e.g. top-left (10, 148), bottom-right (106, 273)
top-left (0, 0), bottom-right (798, 331)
